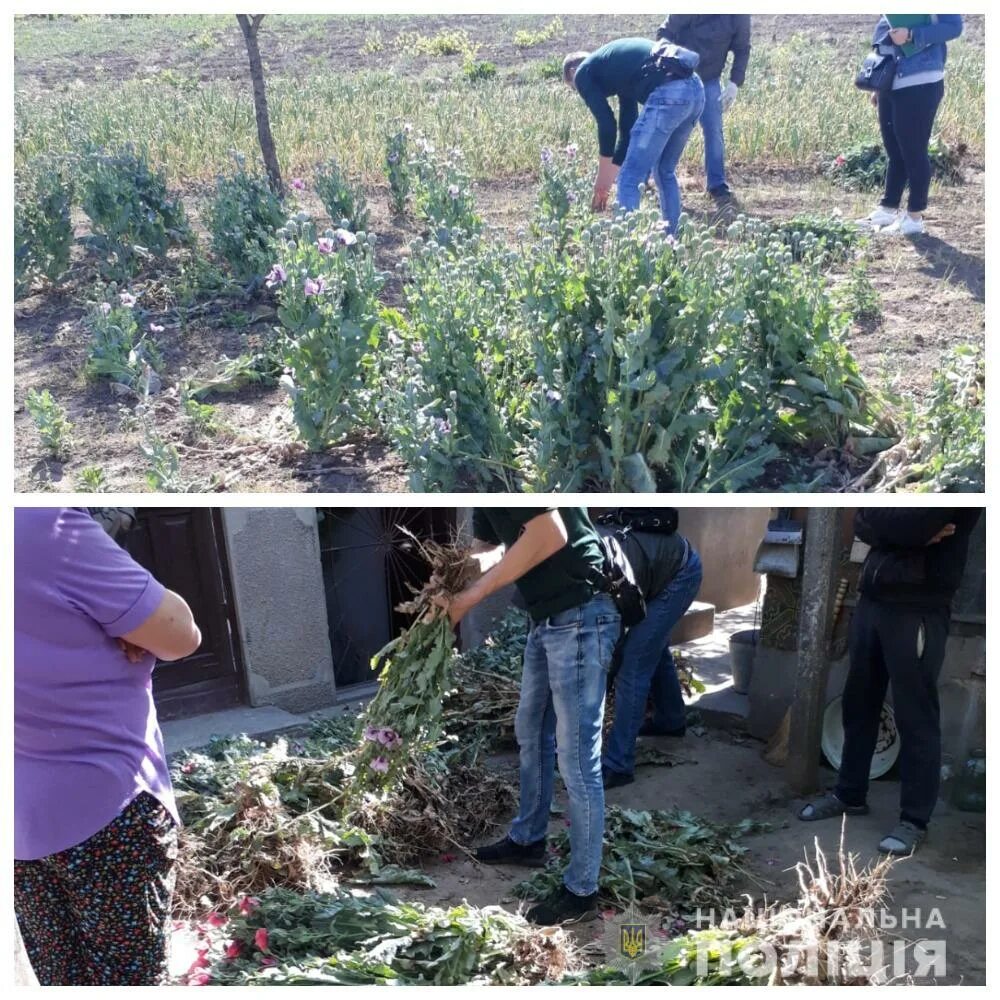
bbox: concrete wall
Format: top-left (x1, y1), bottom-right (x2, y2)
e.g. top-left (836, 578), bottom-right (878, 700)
top-left (222, 508), bottom-right (336, 713)
top-left (675, 508), bottom-right (771, 611)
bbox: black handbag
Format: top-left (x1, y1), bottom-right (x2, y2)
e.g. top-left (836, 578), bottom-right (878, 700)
top-left (855, 50), bottom-right (897, 93)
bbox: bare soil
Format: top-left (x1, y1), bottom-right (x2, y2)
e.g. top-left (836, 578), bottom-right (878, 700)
top-left (14, 15), bottom-right (986, 90)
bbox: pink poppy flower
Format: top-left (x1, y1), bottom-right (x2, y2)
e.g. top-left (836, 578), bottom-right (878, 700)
top-left (447, 184), bottom-right (461, 199)
top-left (189, 971), bottom-right (212, 986)
top-left (260, 957), bottom-right (278, 968)
top-left (370, 756), bottom-right (390, 773)
top-left (362, 725), bottom-right (381, 743)
top-left (225, 940), bottom-right (243, 960)
top-left (205, 910), bottom-right (227, 928)
top-left (181, 761), bottom-right (196, 774)
top-left (303, 276), bottom-right (326, 297)
top-left (149, 323), bottom-right (165, 333)
top-left (265, 264), bottom-right (287, 288)
top-left (834, 154), bottom-right (847, 167)
top-left (376, 728), bottom-right (402, 749)
top-left (119, 292), bottom-right (137, 307)
top-left (99, 302), bottom-right (112, 316)
top-left (291, 177), bottom-right (305, 190)
top-left (254, 927), bottom-right (270, 952)
top-left (565, 143), bottom-right (579, 158)
top-left (238, 896), bottom-right (261, 916)
top-left (317, 237), bottom-right (335, 254)
top-left (334, 228), bottom-right (357, 246)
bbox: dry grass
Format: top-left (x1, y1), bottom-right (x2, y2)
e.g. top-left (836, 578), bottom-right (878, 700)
top-left (729, 820), bottom-right (896, 985)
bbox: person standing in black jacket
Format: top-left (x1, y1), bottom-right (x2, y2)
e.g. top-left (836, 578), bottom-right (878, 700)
top-left (799, 508), bottom-right (982, 855)
top-left (656, 14), bottom-right (751, 202)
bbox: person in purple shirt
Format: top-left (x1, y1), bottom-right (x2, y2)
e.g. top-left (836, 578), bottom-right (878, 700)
top-left (14, 507), bottom-right (202, 985)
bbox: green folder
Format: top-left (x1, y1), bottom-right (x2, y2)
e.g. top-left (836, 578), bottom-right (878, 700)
top-left (885, 14), bottom-right (932, 57)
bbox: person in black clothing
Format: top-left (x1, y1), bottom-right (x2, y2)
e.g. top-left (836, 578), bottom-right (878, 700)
top-left (597, 518), bottom-right (703, 789)
top-left (799, 508), bottom-right (982, 855)
top-left (656, 15), bottom-right (751, 202)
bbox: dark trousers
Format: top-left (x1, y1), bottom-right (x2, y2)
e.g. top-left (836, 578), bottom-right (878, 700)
top-left (14, 792), bottom-right (177, 985)
top-left (835, 594), bottom-right (950, 828)
top-left (878, 80), bottom-right (945, 214)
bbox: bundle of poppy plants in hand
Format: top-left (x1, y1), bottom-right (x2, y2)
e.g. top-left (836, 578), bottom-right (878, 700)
top-left (345, 531), bottom-right (476, 804)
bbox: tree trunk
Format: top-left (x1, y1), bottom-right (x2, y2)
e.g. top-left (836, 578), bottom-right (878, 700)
top-left (236, 14), bottom-right (283, 198)
top-left (786, 508), bottom-right (841, 795)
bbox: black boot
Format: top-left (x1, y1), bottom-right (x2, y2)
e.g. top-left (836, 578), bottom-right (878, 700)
top-left (602, 766), bottom-right (635, 789)
top-left (638, 721), bottom-right (686, 738)
top-left (526, 887), bottom-right (599, 925)
top-left (474, 834), bottom-right (547, 867)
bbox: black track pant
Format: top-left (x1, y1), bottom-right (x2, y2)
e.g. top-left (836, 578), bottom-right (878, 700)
top-left (878, 80), bottom-right (945, 214)
top-left (835, 594), bottom-right (950, 828)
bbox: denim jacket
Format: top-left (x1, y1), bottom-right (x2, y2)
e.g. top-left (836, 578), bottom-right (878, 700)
top-left (873, 14), bottom-right (963, 83)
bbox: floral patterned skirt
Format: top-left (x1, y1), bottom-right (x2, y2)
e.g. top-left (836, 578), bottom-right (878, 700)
top-left (14, 791), bottom-right (178, 985)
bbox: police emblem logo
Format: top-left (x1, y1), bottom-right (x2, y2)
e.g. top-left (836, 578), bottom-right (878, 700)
top-left (602, 901), bottom-right (661, 982)
top-left (620, 922), bottom-right (646, 960)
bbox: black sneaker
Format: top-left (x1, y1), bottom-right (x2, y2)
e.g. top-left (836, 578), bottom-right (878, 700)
top-left (475, 834), bottom-right (547, 868)
top-left (638, 721), bottom-right (686, 738)
top-left (526, 887), bottom-right (599, 926)
top-left (709, 185), bottom-right (733, 202)
top-left (602, 766), bottom-right (635, 789)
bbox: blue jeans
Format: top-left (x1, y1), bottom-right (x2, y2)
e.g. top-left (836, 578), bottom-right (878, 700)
top-left (617, 74), bottom-right (706, 235)
top-left (509, 592), bottom-right (621, 897)
top-left (700, 77), bottom-right (727, 193)
top-left (603, 548), bottom-right (703, 777)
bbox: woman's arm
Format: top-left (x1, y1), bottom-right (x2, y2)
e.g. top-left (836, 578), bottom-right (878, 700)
top-left (120, 589), bottom-right (202, 662)
top-left (911, 14), bottom-right (963, 48)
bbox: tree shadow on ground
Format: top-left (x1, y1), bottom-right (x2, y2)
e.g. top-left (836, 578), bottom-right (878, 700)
top-left (908, 233), bottom-right (984, 304)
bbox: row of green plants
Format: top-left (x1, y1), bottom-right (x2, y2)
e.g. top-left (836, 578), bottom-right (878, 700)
top-left (18, 134), bottom-right (980, 493)
top-left (14, 126), bottom-right (473, 295)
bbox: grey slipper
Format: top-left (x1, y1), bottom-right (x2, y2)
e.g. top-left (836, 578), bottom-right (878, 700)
top-left (798, 792), bottom-right (870, 822)
top-left (879, 821), bottom-right (925, 856)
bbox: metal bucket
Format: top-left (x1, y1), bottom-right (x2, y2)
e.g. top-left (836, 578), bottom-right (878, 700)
top-left (729, 628), bottom-right (758, 695)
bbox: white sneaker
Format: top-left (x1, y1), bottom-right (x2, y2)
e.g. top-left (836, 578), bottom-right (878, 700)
top-left (879, 212), bottom-right (926, 237)
top-left (856, 207), bottom-right (899, 229)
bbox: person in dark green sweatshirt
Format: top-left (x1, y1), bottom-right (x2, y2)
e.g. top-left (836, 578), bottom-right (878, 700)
top-left (799, 508), bottom-right (982, 857)
top-left (563, 37), bottom-right (704, 233)
top-left (562, 38), bottom-right (654, 211)
top-left (441, 508), bottom-right (621, 927)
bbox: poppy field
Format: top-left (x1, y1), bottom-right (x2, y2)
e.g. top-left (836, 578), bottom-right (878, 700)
top-left (14, 14), bottom-right (985, 493)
